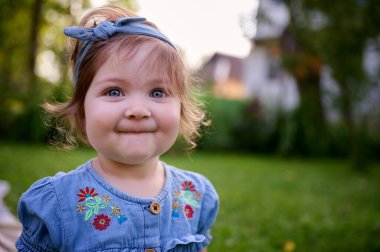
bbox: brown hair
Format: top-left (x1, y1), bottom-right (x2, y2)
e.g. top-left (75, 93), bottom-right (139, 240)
top-left (45, 4), bottom-right (207, 149)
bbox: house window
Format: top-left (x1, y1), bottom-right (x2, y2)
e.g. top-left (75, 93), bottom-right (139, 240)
top-left (268, 57), bottom-right (280, 79)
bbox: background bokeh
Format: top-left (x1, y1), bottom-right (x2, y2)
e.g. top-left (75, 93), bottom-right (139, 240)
top-left (0, 0), bottom-right (379, 251)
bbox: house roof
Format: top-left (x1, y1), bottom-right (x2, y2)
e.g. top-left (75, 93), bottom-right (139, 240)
top-left (197, 53), bottom-right (244, 83)
top-left (254, 0), bottom-right (289, 41)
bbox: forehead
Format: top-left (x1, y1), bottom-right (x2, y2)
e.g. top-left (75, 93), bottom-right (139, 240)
top-left (113, 40), bottom-right (174, 82)
top-left (88, 37), bottom-right (185, 93)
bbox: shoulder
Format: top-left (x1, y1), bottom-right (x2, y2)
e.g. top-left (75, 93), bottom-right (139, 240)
top-left (20, 161), bottom-right (89, 200)
top-left (18, 160), bottom-right (94, 219)
top-left (16, 161), bottom-right (92, 251)
top-left (166, 163), bottom-right (218, 199)
top-left (162, 163), bottom-right (219, 250)
top-left (165, 163), bottom-right (219, 217)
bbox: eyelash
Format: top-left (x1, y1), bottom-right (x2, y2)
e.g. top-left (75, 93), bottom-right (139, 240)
top-left (105, 87), bottom-right (124, 97)
top-left (103, 87), bottom-right (168, 98)
top-left (150, 88), bottom-right (167, 98)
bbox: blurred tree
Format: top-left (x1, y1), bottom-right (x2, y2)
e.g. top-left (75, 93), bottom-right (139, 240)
top-left (0, 0), bottom-right (133, 142)
top-left (282, 0), bottom-right (380, 166)
top-left (281, 29), bottom-right (327, 156)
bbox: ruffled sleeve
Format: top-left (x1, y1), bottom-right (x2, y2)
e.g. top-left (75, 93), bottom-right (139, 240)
top-left (196, 177), bottom-right (219, 249)
top-left (16, 177), bottom-right (63, 252)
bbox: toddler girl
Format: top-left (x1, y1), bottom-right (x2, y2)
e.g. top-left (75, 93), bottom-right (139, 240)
top-left (16, 4), bottom-right (218, 252)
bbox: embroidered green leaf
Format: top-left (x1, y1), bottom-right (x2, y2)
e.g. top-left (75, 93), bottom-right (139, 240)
top-left (86, 202), bottom-right (95, 208)
top-left (85, 197), bottom-right (94, 202)
top-left (100, 203), bottom-right (108, 209)
top-left (180, 192), bottom-right (193, 202)
top-left (181, 191), bottom-right (193, 199)
top-left (187, 199), bottom-right (200, 208)
top-left (85, 209), bottom-right (93, 221)
top-left (179, 191), bottom-right (200, 208)
top-left (94, 204), bottom-right (100, 214)
top-left (94, 196), bottom-right (102, 204)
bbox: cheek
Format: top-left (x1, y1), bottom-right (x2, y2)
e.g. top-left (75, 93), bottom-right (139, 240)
top-left (156, 102), bottom-right (181, 132)
top-left (83, 97), bottom-right (100, 136)
top-left (167, 104), bottom-right (182, 134)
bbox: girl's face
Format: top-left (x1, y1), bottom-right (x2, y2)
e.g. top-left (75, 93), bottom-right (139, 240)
top-left (83, 42), bottom-right (181, 166)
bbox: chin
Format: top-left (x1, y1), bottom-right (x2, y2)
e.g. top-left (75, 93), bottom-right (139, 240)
top-left (116, 153), bottom-right (157, 165)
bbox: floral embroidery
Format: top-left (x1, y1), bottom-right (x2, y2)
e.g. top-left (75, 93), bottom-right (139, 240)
top-left (194, 192), bottom-right (202, 200)
top-left (93, 214), bottom-right (111, 230)
top-left (77, 204), bottom-right (85, 213)
top-left (102, 195), bottom-right (111, 202)
top-left (172, 181), bottom-right (201, 219)
top-left (182, 181), bottom-right (196, 192)
top-left (174, 191), bottom-right (181, 197)
top-left (111, 206), bottom-right (121, 215)
top-left (184, 205), bottom-right (194, 219)
top-left (171, 200), bottom-right (181, 217)
top-left (76, 187), bottom-right (127, 230)
top-left (77, 187), bottom-right (99, 202)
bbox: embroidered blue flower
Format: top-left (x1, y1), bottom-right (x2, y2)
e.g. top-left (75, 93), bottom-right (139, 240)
top-left (118, 216), bottom-right (128, 224)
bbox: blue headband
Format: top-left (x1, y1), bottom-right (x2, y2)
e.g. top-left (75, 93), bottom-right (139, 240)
top-left (64, 17), bottom-right (175, 86)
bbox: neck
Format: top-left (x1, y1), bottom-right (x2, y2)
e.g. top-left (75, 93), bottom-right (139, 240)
top-left (92, 155), bottom-right (165, 198)
top-left (94, 155), bottom-right (161, 179)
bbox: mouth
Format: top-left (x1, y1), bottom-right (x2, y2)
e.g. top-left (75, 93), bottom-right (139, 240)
top-left (115, 122), bottom-right (157, 134)
top-left (116, 130), bottom-right (155, 134)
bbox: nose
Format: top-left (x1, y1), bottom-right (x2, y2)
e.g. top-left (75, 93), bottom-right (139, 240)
top-left (124, 105), bottom-right (151, 120)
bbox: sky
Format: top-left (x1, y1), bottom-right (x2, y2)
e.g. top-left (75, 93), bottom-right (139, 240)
top-left (135, 0), bottom-right (259, 69)
top-left (39, 0), bottom-right (259, 83)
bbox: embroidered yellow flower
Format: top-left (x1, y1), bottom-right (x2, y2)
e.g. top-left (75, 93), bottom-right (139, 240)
top-left (194, 192), bottom-right (202, 199)
top-left (172, 200), bottom-right (181, 209)
top-left (76, 204), bottom-right (85, 213)
top-left (111, 206), bottom-right (121, 215)
top-left (103, 195), bottom-right (111, 202)
top-left (174, 190), bottom-right (181, 197)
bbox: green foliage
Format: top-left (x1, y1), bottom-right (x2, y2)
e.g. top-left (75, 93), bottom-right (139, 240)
top-left (193, 95), bottom-right (380, 159)
top-left (1, 143), bottom-right (380, 251)
top-left (197, 96), bottom-right (248, 150)
top-left (282, 0), bottom-right (380, 166)
top-left (0, 0), bottom-right (134, 143)
top-left (232, 100), bottom-right (279, 153)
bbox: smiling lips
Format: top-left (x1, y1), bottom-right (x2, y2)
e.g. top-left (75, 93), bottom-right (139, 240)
top-left (119, 130), bottom-right (154, 134)
top-left (115, 124), bottom-right (157, 134)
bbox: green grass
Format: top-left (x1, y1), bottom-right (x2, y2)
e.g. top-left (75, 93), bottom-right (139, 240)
top-left (1, 143), bottom-right (380, 251)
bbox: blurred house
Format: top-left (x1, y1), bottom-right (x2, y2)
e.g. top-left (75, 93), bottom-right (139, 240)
top-left (198, 0), bottom-right (299, 111)
top-left (198, 53), bottom-right (245, 100)
top-left (243, 0), bottom-right (299, 111)
top-left (198, 0), bottom-right (380, 122)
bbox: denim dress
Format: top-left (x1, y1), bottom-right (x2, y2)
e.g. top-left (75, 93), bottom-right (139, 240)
top-left (15, 160), bottom-right (219, 252)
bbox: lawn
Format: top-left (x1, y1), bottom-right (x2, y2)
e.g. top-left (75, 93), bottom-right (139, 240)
top-left (1, 143), bottom-right (380, 251)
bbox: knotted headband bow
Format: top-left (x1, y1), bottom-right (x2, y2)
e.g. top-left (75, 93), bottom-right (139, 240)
top-left (64, 17), bottom-right (175, 86)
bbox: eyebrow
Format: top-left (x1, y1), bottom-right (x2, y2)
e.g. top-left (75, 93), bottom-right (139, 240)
top-left (92, 76), bottom-right (126, 86)
top-left (92, 76), bottom-right (170, 87)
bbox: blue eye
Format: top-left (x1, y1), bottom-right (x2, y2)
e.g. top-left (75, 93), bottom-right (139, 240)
top-left (151, 89), bottom-right (166, 98)
top-left (107, 88), bottom-right (122, 97)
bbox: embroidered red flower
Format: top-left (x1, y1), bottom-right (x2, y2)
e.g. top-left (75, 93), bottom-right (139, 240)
top-left (184, 205), bottom-right (194, 219)
top-left (93, 214), bottom-right (111, 231)
top-left (182, 181), bottom-right (196, 192)
top-left (77, 187), bottom-right (98, 202)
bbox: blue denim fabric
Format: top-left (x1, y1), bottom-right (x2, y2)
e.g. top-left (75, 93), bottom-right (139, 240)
top-left (15, 160), bottom-right (219, 252)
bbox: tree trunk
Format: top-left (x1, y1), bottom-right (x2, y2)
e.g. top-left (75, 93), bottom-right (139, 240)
top-left (293, 53), bottom-right (327, 155)
top-left (340, 80), bottom-right (366, 169)
top-left (28, 0), bottom-right (42, 94)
